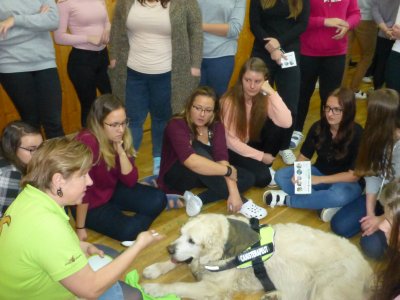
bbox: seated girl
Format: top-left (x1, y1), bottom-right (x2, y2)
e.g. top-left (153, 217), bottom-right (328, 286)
top-left (220, 57), bottom-right (292, 187)
top-left (0, 121), bottom-right (43, 217)
top-left (265, 88), bottom-right (363, 222)
top-left (75, 94), bottom-right (166, 242)
top-left (331, 88), bottom-right (400, 260)
top-left (157, 86), bottom-right (266, 219)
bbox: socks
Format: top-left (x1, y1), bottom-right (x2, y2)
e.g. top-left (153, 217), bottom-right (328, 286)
top-left (153, 156), bottom-right (161, 176)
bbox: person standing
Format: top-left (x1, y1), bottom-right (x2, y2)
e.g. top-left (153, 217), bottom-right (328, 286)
top-left (250, 0), bottom-right (310, 164)
top-left (54, 0), bottom-right (112, 127)
top-left (0, 0), bottom-right (64, 138)
top-left (197, 0), bottom-right (246, 98)
top-left (108, 0), bottom-right (203, 176)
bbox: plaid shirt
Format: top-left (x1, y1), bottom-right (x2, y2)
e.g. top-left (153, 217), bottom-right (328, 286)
top-left (0, 157), bottom-right (22, 218)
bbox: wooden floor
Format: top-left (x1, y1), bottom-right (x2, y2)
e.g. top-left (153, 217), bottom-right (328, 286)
top-left (78, 73), bottom-right (374, 299)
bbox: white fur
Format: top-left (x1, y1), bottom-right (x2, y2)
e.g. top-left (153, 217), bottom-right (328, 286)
top-left (143, 214), bottom-right (372, 300)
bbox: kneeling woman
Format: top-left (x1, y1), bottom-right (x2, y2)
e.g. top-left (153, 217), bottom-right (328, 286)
top-left (268, 88), bottom-right (363, 222)
top-left (157, 86), bottom-right (266, 218)
top-left (75, 94), bottom-right (166, 242)
top-left (220, 57), bottom-right (292, 187)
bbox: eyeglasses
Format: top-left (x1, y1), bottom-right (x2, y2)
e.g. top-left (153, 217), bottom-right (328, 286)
top-left (192, 105), bottom-right (214, 114)
top-left (104, 119), bottom-right (130, 129)
top-left (19, 146), bottom-right (40, 154)
top-left (323, 105), bottom-right (343, 115)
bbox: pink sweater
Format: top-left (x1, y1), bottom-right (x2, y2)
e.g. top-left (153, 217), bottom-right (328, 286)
top-left (54, 0), bottom-right (111, 51)
top-left (300, 0), bottom-right (360, 56)
top-left (221, 91), bottom-right (292, 161)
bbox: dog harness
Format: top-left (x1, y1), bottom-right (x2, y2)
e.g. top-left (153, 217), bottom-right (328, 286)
top-left (205, 218), bottom-right (276, 292)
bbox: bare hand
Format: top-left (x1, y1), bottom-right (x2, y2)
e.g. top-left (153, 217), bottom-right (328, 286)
top-left (324, 18), bottom-right (348, 29)
top-left (77, 228), bottom-right (88, 241)
top-left (262, 152), bottom-right (275, 165)
top-left (360, 215), bottom-right (383, 236)
top-left (101, 29), bottom-right (110, 44)
top-left (135, 230), bottom-right (164, 249)
top-left (264, 37), bottom-right (280, 53)
top-left (260, 80), bottom-right (274, 96)
top-left (0, 17), bottom-right (15, 39)
top-left (113, 141), bottom-right (125, 155)
top-left (227, 193), bottom-right (242, 213)
top-left (311, 175), bottom-right (322, 185)
top-left (86, 243), bottom-right (105, 257)
top-left (191, 67), bottom-right (201, 77)
top-left (270, 49), bottom-right (285, 65)
top-left (385, 27), bottom-right (395, 40)
top-left (109, 59), bottom-right (117, 69)
top-left (88, 35), bottom-right (102, 46)
top-left (39, 4), bottom-right (50, 14)
top-left (332, 25), bottom-right (349, 40)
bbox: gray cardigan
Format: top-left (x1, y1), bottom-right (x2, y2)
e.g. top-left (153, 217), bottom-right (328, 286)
top-left (108, 0), bottom-right (203, 114)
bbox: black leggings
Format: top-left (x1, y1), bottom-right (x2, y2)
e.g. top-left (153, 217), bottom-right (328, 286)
top-left (67, 47), bottom-right (112, 127)
top-left (164, 141), bottom-right (255, 203)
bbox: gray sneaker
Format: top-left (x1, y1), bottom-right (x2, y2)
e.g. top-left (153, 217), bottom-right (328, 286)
top-left (320, 207), bottom-right (341, 222)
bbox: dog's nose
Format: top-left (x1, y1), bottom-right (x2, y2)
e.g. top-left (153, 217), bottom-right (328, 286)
top-left (167, 244), bottom-right (175, 255)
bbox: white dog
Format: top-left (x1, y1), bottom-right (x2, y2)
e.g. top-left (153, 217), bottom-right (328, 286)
top-left (143, 214), bottom-right (372, 300)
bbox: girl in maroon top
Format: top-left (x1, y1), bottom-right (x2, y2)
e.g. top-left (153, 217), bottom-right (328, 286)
top-left (158, 86), bottom-right (266, 219)
top-left (75, 94), bottom-right (166, 242)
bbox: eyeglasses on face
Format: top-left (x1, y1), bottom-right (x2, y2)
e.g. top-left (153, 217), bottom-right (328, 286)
top-left (323, 105), bottom-right (343, 115)
top-left (104, 119), bottom-right (130, 129)
top-left (19, 146), bottom-right (40, 154)
top-left (192, 105), bottom-right (214, 114)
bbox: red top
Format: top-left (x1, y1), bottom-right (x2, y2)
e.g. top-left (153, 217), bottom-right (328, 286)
top-left (76, 130), bottom-right (138, 209)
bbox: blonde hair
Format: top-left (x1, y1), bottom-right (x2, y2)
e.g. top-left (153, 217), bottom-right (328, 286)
top-left (21, 137), bottom-right (93, 191)
top-left (86, 94), bottom-right (135, 169)
top-left (260, 0), bottom-right (303, 19)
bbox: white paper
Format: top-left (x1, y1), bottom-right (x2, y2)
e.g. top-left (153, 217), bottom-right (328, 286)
top-left (281, 51), bottom-right (297, 69)
top-left (88, 254), bottom-right (113, 271)
top-left (294, 161), bottom-right (312, 194)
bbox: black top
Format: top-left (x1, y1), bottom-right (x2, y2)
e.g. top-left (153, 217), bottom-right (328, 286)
top-left (301, 121), bottom-right (363, 175)
top-left (250, 0), bottom-right (310, 56)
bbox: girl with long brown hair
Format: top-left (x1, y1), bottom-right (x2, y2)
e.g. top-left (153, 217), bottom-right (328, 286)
top-left (331, 88), bottom-right (400, 260)
top-left (220, 57), bottom-right (292, 187)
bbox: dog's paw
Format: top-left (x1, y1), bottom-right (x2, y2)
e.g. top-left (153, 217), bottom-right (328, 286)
top-left (143, 263), bottom-right (164, 279)
top-left (142, 283), bottom-right (167, 297)
top-left (261, 290), bottom-right (282, 300)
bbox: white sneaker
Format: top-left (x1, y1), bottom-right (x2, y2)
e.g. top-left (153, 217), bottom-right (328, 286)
top-left (362, 76), bottom-right (372, 84)
top-left (290, 131), bottom-right (304, 149)
top-left (263, 190), bottom-right (288, 208)
top-left (279, 149), bottom-right (296, 165)
top-left (268, 167), bottom-right (277, 187)
top-left (354, 90), bottom-right (367, 99)
top-left (320, 207), bottom-right (341, 222)
top-left (183, 191), bottom-right (203, 217)
top-left (315, 80), bottom-right (319, 89)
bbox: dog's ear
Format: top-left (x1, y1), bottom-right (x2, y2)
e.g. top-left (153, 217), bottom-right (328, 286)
top-left (222, 219), bottom-right (259, 258)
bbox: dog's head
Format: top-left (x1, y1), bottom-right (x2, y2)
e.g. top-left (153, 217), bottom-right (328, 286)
top-left (167, 214), bottom-right (259, 265)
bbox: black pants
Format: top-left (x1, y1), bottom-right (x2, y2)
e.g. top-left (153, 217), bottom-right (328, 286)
top-left (373, 36), bottom-right (395, 89)
top-left (386, 50), bottom-right (400, 94)
top-left (228, 119), bottom-right (281, 187)
top-left (252, 48), bottom-right (300, 150)
top-left (164, 141), bottom-right (255, 204)
top-left (0, 68), bottom-right (64, 138)
top-left (67, 47), bottom-right (112, 127)
top-left (295, 54), bottom-right (346, 132)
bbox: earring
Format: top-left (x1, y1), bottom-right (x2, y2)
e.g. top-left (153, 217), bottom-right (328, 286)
top-left (57, 188), bottom-right (63, 197)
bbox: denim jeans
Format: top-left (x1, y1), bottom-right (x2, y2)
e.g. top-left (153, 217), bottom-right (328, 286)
top-left (200, 56), bottom-right (234, 98)
top-left (125, 68), bottom-right (172, 157)
top-left (0, 68), bottom-right (64, 138)
top-left (76, 182), bottom-right (167, 241)
top-left (275, 166), bottom-right (362, 209)
top-left (330, 195), bottom-right (387, 260)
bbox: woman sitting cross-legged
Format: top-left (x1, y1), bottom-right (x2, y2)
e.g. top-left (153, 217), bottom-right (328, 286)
top-left (265, 87), bottom-right (363, 222)
top-left (74, 94), bottom-right (167, 242)
top-left (220, 57), bottom-right (292, 187)
top-left (157, 86), bottom-right (266, 219)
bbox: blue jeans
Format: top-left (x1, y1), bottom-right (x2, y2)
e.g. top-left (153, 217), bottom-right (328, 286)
top-left (331, 195), bottom-right (387, 260)
top-left (74, 182), bottom-right (167, 241)
top-left (275, 166), bottom-right (362, 209)
top-left (200, 56), bottom-right (234, 98)
top-left (125, 68), bottom-right (172, 157)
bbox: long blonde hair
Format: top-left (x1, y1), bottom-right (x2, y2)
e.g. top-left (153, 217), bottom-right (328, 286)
top-left (260, 0), bottom-right (303, 19)
top-left (220, 57), bottom-right (269, 142)
top-left (86, 94), bottom-right (135, 169)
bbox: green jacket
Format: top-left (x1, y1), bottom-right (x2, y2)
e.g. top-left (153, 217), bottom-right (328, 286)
top-left (108, 0), bottom-right (203, 114)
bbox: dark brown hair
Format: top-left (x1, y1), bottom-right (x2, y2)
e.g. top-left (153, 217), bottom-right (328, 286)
top-left (260, 0), bottom-right (303, 19)
top-left (0, 121), bottom-right (42, 173)
top-left (137, 0), bottom-right (170, 8)
top-left (220, 57), bottom-right (269, 142)
top-left (315, 88), bottom-right (356, 160)
top-left (355, 89), bottom-right (400, 178)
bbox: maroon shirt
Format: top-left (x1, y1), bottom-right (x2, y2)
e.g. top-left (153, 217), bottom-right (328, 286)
top-left (76, 130), bottom-right (138, 209)
top-left (157, 119), bottom-right (229, 194)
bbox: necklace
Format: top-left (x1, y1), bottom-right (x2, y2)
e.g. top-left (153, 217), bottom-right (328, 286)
top-left (197, 127), bottom-right (206, 136)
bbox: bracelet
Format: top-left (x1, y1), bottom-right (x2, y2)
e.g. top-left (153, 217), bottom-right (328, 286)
top-left (225, 165), bottom-right (232, 177)
top-left (76, 226), bottom-right (85, 230)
